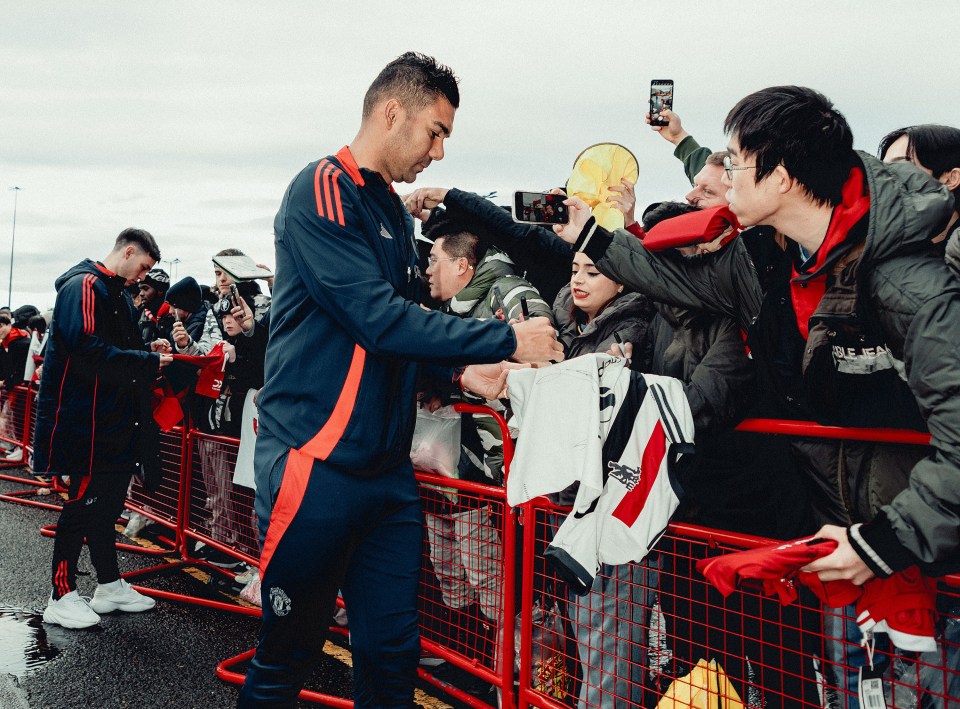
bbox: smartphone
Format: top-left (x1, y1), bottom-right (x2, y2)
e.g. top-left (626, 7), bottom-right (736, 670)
top-left (512, 191), bottom-right (569, 225)
top-left (229, 284), bottom-right (240, 307)
top-left (649, 79), bottom-right (674, 127)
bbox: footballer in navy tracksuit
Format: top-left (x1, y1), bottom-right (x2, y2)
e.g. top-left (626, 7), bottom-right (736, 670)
top-left (238, 146), bottom-right (517, 707)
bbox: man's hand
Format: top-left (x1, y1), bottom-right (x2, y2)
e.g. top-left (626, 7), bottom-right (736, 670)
top-left (461, 361), bottom-right (529, 400)
top-left (801, 524), bottom-right (876, 586)
top-left (510, 316), bottom-right (564, 364)
top-left (256, 263), bottom-right (275, 293)
top-left (403, 188), bottom-right (449, 220)
top-left (222, 342), bottom-right (237, 364)
top-left (645, 109), bottom-right (689, 146)
top-left (607, 179), bottom-right (637, 227)
top-left (171, 321), bottom-right (190, 348)
top-left (232, 298), bottom-right (255, 333)
top-left (553, 196), bottom-right (592, 244)
top-left (151, 338), bottom-right (172, 354)
top-left (158, 354), bottom-right (174, 369)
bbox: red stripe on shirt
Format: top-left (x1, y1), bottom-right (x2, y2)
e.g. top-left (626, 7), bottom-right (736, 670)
top-left (81, 275), bottom-right (93, 334)
top-left (612, 420), bottom-right (666, 526)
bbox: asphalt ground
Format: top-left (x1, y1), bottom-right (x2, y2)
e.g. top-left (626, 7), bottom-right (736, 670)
top-left (0, 470), bottom-right (477, 709)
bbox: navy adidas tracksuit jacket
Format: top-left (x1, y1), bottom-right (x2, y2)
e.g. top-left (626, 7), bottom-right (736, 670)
top-left (33, 259), bottom-right (161, 478)
top-left (254, 146), bottom-right (516, 572)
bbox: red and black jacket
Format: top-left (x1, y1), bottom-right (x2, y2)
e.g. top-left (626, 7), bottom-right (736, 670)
top-left (33, 259), bottom-right (161, 479)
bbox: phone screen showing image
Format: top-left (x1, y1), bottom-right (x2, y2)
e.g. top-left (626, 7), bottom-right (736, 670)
top-left (513, 191), bottom-right (569, 225)
top-left (650, 79), bottom-right (674, 127)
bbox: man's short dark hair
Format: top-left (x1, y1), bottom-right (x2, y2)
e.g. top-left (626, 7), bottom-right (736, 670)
top-left (215, 248), bottom-right (246, 258)
top-left (362, 51), bottom-right (460, 119)
top-left (724, 86), bottom-right (853, 207)
top-left (878, 124), bottom-right (960, 191)
top-left (115, 228), bottom-right (161, 262)
top-left (435, 232), bottom-right (478, 269)
top-left (0, 315), bottom-right (11, 326)
top-left (642, 201), bottom-right (701, 231)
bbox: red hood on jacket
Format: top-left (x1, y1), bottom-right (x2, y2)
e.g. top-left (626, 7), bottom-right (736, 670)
top-left (790, 166), bottom-right (870, 339)
top-left (2, 327), bottom-right (29, 349)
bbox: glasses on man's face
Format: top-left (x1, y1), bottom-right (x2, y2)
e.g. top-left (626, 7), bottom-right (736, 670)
top-left (427, 255), bottom-right (460, 266)
top-left (722, 155), bottom-right (759, 180)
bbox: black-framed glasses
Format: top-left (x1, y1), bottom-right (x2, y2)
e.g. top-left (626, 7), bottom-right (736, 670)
top-left (722, 155), bottom-right (758, 180)
top-left (427, 255), bottom-right (460, 266)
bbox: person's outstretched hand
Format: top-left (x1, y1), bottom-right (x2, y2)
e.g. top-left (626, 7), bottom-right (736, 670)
top-left (645, 108), bottom-right (689, 146)
top-left (461, 361), bottom-right (530, 400)
top-left (607, 179), bottom-right (637, 227)
top-left (403, 188), bottom-right (449, 220)
top-left (553, 197), bottom-right (592, 244)
top-left (510, 316), bottom-right (564, 364)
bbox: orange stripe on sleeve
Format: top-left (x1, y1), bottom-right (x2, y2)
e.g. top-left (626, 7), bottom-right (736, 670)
top-left (82, 275), bottom-right (95, 334)
top-left (321, 163), bottom-right (337, 222)
top-left (329, 167), bottom-right (345, 226)
top-left (314, 161), bottom-right (327, 218)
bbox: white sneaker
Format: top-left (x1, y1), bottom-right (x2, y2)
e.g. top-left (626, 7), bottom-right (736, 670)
top-left (89, 579), bottom-right (156, 614)
top-left (43, 591), bottom-right (101, 629)
top-left (3, 446), bottom-right (22, 460)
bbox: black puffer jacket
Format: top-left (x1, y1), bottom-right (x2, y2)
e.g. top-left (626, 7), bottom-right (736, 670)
top-left (33, 260), bottom-right (161, 480)
top-left (578, 152), bottom-right (960, 575)
top-left (552, 285), bottom-right (655, 367)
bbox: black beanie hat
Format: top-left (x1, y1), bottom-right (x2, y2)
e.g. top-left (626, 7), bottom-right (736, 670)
top-left (143, 268), bottom-right (170, 293)
top-left (165, 276), bottom-right (203, 314)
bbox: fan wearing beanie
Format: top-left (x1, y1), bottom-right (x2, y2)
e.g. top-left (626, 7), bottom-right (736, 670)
top-left (163, 276), bottom-right (208, 347)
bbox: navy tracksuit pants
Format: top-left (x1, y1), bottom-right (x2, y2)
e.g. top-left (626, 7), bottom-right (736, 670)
top-left (238, 430), bottom-right (422, 708)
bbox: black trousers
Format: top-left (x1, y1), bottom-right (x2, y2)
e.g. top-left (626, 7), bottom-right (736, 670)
top-left (51, 472), bottom-right (131, 598)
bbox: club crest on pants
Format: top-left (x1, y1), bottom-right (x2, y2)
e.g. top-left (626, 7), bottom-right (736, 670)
top-left (269, 586), bottom-right (292, 616)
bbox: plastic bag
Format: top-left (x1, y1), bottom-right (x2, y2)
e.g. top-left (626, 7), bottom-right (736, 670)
top-left (515, 599), bottom-right (572, 701)
top-left (410, 405), bottom-right (461, 477)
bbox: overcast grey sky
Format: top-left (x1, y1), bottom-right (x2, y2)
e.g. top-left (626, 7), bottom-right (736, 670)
top-left (1, 1), bottom-right (958, 308)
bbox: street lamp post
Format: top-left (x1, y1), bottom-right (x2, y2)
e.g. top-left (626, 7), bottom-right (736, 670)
top-left (164, 257), bottom-right (181, 281)
top-left (8, 186), bottom-right (21, 307)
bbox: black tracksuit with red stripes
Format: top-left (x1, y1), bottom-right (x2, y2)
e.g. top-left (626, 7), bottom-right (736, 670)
top-left (33, 259), bottom-right (161, 598)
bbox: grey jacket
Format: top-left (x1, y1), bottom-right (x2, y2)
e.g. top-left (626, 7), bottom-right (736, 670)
top-left (577, 152), bottom-right (960, 576)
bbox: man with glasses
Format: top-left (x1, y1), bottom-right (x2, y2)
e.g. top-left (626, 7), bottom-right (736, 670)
top-left (557, 85), bottom-right (960, 706)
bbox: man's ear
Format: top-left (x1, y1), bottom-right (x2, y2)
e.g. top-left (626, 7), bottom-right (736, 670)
top-left (939, 167), bottom-right (960, 192)
top-left (124, 245), bottom-right (136, 259)
top-left (773, 164), bottom-right (793, 195)
top-left (383, 98), bottom-right (403, 130)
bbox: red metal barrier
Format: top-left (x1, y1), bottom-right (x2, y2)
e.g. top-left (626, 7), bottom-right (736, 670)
top-left (6, 370), bottom-right (958, 708)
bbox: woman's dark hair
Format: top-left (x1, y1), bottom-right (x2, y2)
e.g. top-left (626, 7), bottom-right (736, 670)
top-left (878, 125), bottom-right (960, 189)
top-left (724, 86), bottom-right (853, 207)
top-left (27, 314), bottom-right (47, 336)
